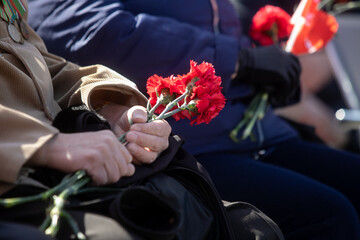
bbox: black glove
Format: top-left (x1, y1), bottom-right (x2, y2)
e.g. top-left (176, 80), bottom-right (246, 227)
top-left (235, 45), bottom-right (301, 107)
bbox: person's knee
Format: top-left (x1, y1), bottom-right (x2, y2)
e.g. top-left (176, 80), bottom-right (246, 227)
top-left (58, 211), bottom-right (143, 240)
top-left (83, 213), bottom-right (142, 240)
top-left (285, 188), bottom-right (360, 240)
top-left (322, 191), bottom-right (360, 239)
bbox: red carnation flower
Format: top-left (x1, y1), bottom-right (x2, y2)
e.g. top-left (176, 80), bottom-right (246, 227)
top-left (177, 61), bottom-right (226, 125)
top-left (249, 5), bottom-right (292, 46)
top-left (147, 74), bottom-right (186, 120)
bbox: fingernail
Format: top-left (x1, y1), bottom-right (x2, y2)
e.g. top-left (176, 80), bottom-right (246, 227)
top-left (133, 112), bottom-right (142, 119)
top-left (133, 111), bottom-right (146, 121)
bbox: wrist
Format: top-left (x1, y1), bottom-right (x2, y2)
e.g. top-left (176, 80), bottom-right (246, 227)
top-left (27, 133), bottom-right (60, 168)
top-left (97, 104), bottom-right (129, 127)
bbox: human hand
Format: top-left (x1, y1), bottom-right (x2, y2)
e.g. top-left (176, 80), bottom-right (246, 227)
top-left (99, 105), bottom-right (171, 165)
top-left (236, 45), bottom-right (301, 107)
top-left (298, 50), bottom-right (333, 94)
top-left (29, 130), bottom-right (135, 186)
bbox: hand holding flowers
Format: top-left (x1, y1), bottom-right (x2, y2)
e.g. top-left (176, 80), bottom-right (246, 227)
top-left (229, 0), bottom-right (348, 142)
top-left (0, 60), bottom-right (225, 239)
top-left (99, 105), bottom-right (171, 165)
top-left (230, 5), bottom-right (295, 142)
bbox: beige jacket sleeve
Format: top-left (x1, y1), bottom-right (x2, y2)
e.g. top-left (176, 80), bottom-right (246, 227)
top-left (0, 2), bottom-right (147, 187)
top-left (42, 50), bottom-right (148, 111)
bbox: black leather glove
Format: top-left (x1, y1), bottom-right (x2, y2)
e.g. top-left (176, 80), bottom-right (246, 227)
top-left (235, 45), bottom-right (302, 107)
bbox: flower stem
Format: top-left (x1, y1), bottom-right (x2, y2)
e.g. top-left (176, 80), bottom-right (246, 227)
top-left (319, 0), bottom-right (333, 11)
top-left (158, 107), bottom-right (184, 120)
top-left (44, 177), bottom-right (90, 237)
top-left (331, 2), bottom-right (360, 15)
top-left (39, 214), bottom-right (51, 232)
top-left (229, 93), bottom-right (262, 142)
top-left (118, 133), bottom-right (127, 144)
top-left (148, 97), bottom-right (163, 119)
top-left (61, 210), bottom-right (87, 240)
top-left (241, 92), bottom-right (268, 140)
top-left (0, 170), bottom-right (87, 208)
top-left (229, 118), bottom-right (247, 143)
top-left (156, 89), bottom-right (189, 120)
top-left (146, 99), bottom-right (151, 112)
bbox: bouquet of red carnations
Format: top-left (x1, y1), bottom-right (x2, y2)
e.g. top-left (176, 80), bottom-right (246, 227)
top-left (146, 60), bottom-right (225, 125)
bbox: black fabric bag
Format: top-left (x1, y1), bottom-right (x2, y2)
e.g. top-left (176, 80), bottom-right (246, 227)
top-left (0, 105), bottom-right (284, 240)
top-left (52, 105), bottom-right (286, 240)
top-left (224, 201), bottom-right (285, 240)
top-left (51, 105), bottom-right (231, 240)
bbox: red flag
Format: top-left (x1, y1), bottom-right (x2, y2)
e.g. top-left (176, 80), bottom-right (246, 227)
top-left (286, 0), bottom-right (338, 54)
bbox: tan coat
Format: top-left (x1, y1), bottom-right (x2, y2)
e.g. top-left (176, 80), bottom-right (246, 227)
top-left (0, 0), bottom-right (147, 193)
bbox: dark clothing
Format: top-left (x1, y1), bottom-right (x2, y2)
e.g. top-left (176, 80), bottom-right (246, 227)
top-left (196, 138), bottom-right (360, 239)
top-left (27, 0), bottom-right (298, 156)
top-left (0, 106), bottom-right (285, 240)
top-left (0, 221), bottom-right (54, 240)
top-left (27, 0), bottom-right (360, 239)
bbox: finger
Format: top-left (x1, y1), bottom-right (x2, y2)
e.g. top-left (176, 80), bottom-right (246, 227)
top-left (81, 146), bottom-right (110, 186)
top-left (103, 140), bottom-right (128, 183)
top-left (124, 163), bottom-right (136, 177)
top-left (126, 142), bottom-right (158, 164)
top-left (126, 131), bottom-right (168, 152)
top-left (112, 124), bottom-right (127, 138)
top-left (128, 106), bottom-right (147, 124)
top-left (103, 155), bottom-right (121, 183)
top-left (117, 106), bottom-right (147, 132)
top-left (112, 142), bottom-right (134, 178)
top-left (115, 141), bottom-right (133, 163)
top-left (88, 165), bottom-right (108, 186)
top-left (130, 120), bottom-right (171, 137)
top-left (131, 158), bottom-right (143, 165)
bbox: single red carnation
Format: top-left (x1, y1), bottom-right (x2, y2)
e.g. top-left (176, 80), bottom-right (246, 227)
top-left (249, 5), bottom-right (292, 46)
top-left (147, 74), bottom-right (167, 113)
top-left (178, 61), bottom-right (226, 125)
top-left (147, 74), bottom-right (184, 114)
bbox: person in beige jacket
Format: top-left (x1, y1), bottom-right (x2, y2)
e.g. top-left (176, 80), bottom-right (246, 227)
top-left (0, 0), bottom-right (171, 238)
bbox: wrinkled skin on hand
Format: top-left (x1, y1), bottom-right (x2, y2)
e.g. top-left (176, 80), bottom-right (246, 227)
top-left (98, 104), bottom-right (171, 165)
top-left (29, 130), bottom-right (135, 186)
top-left (29, 105), bottom-right (171, 186)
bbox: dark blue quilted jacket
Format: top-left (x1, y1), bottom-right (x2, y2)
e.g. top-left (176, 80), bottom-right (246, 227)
top-left (27, 0), bottom-right (298, 155)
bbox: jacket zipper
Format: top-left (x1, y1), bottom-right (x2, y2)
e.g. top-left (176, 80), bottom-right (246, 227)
top-left (209, 0), bottom-right (220, 34)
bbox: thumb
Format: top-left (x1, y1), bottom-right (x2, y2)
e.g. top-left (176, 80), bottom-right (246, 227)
top-left (119, 106), bottom-right (147, 130)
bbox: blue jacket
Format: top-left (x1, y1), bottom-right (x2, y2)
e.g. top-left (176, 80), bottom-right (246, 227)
top-left (27, 0), bottom-right (298, 155)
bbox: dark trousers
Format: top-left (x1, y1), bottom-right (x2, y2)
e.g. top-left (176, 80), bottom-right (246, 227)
top-left (196, 138), bottom-right (360, 240)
